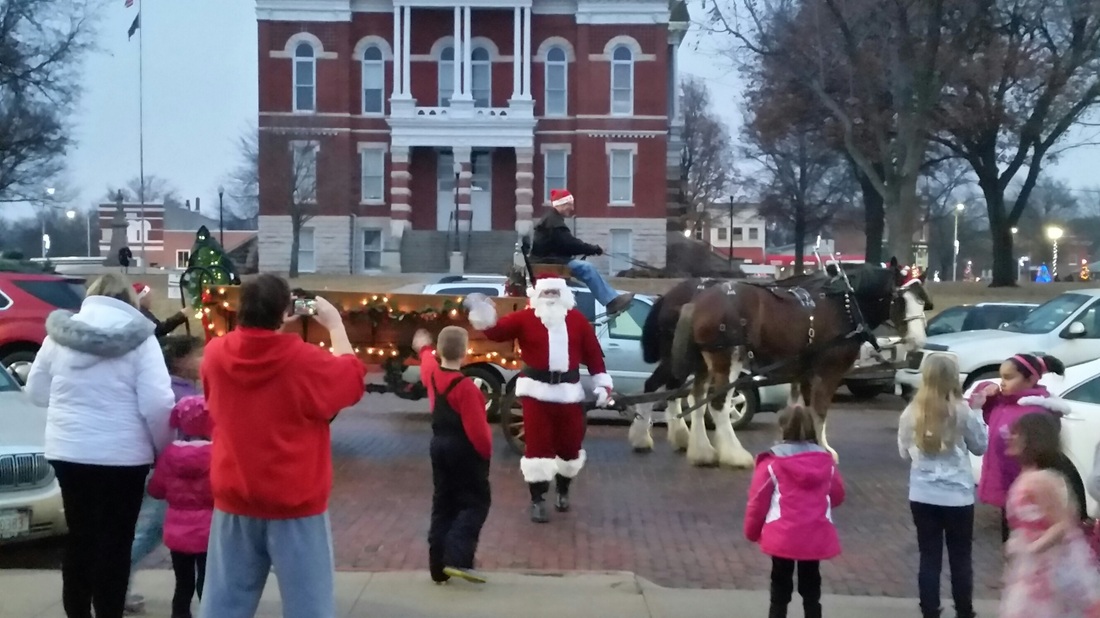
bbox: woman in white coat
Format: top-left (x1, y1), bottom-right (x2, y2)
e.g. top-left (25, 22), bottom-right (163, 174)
top-left (26, 273), bottom-right (176, 618)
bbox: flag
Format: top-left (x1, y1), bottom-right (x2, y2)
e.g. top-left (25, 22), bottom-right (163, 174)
top-left (127, 13), bottom-right (139, 40)
top-left (124, 0), bottom-right (133, 7)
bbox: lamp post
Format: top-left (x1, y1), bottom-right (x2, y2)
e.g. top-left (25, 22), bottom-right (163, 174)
top-left (217, 185), bottom-right (225, 246)
top-left (952, 202), bottom-right (964, 281)
top-left (728, 196), bottom-right (734, 270)
top-left (1046, 226), bottom-right (1063, 279)
top-left (40, 187), bottom-right (56, 258)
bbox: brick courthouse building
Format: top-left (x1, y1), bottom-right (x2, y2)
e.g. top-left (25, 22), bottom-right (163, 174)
top-left (256, 0), bottom-right (688, 274)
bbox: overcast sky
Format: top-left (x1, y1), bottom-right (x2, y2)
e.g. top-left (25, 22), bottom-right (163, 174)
top-left (37, 1), bottom-right (1100, 220)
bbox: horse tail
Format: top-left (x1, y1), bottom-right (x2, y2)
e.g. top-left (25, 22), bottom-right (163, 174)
top-left (641, 294), bottom-right (665, 364)
top-left (670, 302), bottom-right (698, 381)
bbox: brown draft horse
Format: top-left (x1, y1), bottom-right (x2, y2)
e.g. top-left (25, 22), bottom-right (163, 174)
top-left (630, 260), bottom-right (931, 467)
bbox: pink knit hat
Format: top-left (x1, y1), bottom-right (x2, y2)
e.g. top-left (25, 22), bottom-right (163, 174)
top-left (170, 396), bottom-right (211, 439)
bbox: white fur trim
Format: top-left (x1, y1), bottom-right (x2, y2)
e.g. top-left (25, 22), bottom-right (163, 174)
top-left (590, 372), bottom-right (613, 391)
top-left (545, 318), bottom-right (569, 372)
top-left (551, 195), bottom-right (574, 207)
top-left (521, 457), bottom-right (558, 483)
top-left (515, 376), bottom-right (585, 403)
top-left (555, 450), bottom-right (586, 478)
top-left (529, 277), bottom-right (576, 310)
top-left (1018, 396), bottom-right (1072, 416)
top-left (467, 300), bottom-right (498, 330)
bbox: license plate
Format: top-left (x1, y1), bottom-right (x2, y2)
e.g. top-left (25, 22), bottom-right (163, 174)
top-left (0, 510), bottom-right (30, 539)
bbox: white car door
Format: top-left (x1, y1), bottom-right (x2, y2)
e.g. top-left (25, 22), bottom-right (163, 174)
top-left (1059, 373), bottom-right (1100, 517)
top-left (1049, 299), bottom-right (1100, 366)
top-left (599, 297), bottom-right (655, 395)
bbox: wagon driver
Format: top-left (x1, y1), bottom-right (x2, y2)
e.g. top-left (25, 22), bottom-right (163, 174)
top-left (465, 275), bottom-right (613, 523)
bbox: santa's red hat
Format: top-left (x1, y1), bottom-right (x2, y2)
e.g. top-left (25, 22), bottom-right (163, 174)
top-left (132, 282), bottom-right (151, 299)
top-left (550, 188), bottom-right (574, 208)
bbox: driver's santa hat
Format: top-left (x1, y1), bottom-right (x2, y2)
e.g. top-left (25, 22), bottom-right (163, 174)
top-left (899, 265), bottom-right (923, 288)
top-left (550, 188), bottom-right (573, 208)
top-left (132, 283), bottom-right (151, 299)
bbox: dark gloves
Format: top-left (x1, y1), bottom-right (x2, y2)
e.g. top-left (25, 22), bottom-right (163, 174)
top-left (593, 246), bottom-right (604, 256)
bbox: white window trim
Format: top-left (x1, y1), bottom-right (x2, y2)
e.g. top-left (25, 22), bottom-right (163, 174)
top-left (289, 140), bottom-right (320, 204)
top-left (587, 36), bottom-right (656, 62)
top-left (471, 45), bottom-right (492, 108)
top-left (358, 142), bottom-right (388, 205)
top-left (175, 250), bottom-right (191, 269)
top-left (609, 45), bottom-right (634, 117)
top-left (430, 36), bottom-right (456, 60)
top-left (292, 43), bottom-right (317, 114)
top-left (469, 36), bottom-right (502, 61)
top-left (608, 229), bottom-right (633, 277)
top-left (360, 227), bottom-right (384, 272)
top-left (541, 145), bottom-right (571, 206)
top-left (358, 37), bottom-right (391, 117)
top-left (353, 35), bottom-right (393, 60)
top-left (298, 226), bottom-right (317, 273)
top-left (605, 142), bottom-right (637, 207)
top-left (535, 37), bottom-right (576, 62)
top-left (271, 32), bottom-right (338, 59)
top-left (543, 45), bottom-right (569, 117)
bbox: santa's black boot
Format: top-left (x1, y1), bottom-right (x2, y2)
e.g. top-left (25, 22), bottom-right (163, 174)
top-left (529, 481), bottom-right (550, 523)
top-left (554, 475), bottom-right (572, 512)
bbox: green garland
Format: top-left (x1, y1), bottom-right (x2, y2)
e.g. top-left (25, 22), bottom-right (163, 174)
top-left (346, 297), bottom-right (467, 326)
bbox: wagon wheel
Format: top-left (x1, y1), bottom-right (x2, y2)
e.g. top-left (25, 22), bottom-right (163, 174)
top-left (499, 375), bottom-right (525, 456)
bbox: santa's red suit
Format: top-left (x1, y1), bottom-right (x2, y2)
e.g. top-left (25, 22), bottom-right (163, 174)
top-left (467, 276), bottom-right (612, 522)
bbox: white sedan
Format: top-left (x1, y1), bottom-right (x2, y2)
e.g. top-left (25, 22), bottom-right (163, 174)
top-left (962, 357), bottom-right (1100, 517)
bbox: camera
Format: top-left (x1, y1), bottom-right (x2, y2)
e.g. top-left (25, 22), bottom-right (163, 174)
top-left (293, 297), bottom-right (318, 316)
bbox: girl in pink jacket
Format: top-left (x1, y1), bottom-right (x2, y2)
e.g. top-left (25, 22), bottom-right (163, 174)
top-left (147, 396), bottom-right (212, 618)
top-left (745, 405), bottom-right (846, 618)
top-left (969, 353), bottom-right (1068, 542)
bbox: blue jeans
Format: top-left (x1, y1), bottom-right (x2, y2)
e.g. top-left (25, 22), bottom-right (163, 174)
top-left (128, 476), bottom-right (167, 592)
top-left (200, 510), bottom-right (335, 618)
top-left (568, 259), bottom-right (618, 306)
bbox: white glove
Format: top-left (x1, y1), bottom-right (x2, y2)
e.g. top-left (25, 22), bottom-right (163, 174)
top-left (595, 387), bottom-right (612, 408)
top-left (464, 293), bottom-right (497, 330)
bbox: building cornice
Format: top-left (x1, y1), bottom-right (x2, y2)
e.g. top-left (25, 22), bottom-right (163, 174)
top-left (258, 0), bottom-right (670, 23)
top-left (257, 0), bottom-right (352, 22)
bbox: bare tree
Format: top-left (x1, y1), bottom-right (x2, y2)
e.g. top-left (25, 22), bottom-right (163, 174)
top-left (931, 0), bottom-right (1100, 286)
top-left (223, 125), bottom-right (259, 220)
top-left (679, 77), bottom-right (734, 234)
top-left (714, 0), bottom-right (986, 262)
top-left (0, 0), bottom-right (98, 204)
top-left (105, 175), bottom-right (184, 208)
top-left (284, 140), bottom-right (318, 278)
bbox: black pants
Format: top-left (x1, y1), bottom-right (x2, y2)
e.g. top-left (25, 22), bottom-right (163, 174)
top-left (770, 558), bottom-right (821, 618)
top-left (170, 551), bottom-right (206, 617)
top-left (910, 501), bottom-right (974, 618)
top-left (428, 436), bottom-right (491, 582)
top-left (50, 461), bottom-right (149, 618)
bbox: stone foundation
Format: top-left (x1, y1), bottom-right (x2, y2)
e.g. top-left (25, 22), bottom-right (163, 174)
top-left (571, 217), bottom-right (666, 274)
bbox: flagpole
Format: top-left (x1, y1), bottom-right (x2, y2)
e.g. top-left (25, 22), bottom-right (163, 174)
top-left (138, 0), bottom-right (146, 273)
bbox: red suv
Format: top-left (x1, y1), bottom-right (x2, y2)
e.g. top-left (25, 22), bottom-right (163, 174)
top-left (0, 271), bottom-right (85, 384)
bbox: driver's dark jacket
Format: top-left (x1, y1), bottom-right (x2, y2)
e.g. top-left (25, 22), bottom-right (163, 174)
top-left (530, 209), bottom-right (599, 263)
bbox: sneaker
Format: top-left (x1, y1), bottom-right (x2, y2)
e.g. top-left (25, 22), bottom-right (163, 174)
top-left (442, 566), bottom-right (487, 584)
top-left (124, 594), bottom-right (145, 614)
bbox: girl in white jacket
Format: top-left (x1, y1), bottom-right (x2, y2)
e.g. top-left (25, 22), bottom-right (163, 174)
top-left (26, 273), bottom-right (175, 618)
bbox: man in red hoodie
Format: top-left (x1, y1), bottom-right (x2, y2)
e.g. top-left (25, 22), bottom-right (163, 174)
top-left (198, 274), bottom-right (366, 618)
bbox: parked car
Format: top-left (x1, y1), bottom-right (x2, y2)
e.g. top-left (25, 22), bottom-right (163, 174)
top-left (0, 360), bottom-right (66, 545)
top-left (926, 302), bottom-right (1037, 338)
top-left (416, 275), bottom-right (790, 429)
top-left (966, 357), bottom-right (1100, 517)
top-left (0, 270), bottom-right (86, 384)
top-left (897, 289), bottom-right (1100, 397)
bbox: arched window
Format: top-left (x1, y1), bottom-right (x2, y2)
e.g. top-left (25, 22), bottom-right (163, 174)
top-left (610, 45), bottom-right (633, 116)
top-left (361, 45), bottom-right (384, 114)
top-left (471, 46), bottom-right (491, 108)
top-left (293, 43), bottom-right (316, 112)
top-left (438, 46), bottom-right (455, 107)
top-left (544, 46), bottom-right (568, 116)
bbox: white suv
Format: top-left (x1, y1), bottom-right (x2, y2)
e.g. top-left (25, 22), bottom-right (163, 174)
top-left (0, 364), bottom-right (66, 545)
top-left (896, 289), bottom-right (1100, 395)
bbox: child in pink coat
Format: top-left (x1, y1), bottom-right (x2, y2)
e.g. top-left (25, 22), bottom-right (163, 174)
top-left (147, 396), bottom-right (213, 618)
top-left (969, 353), bottom-right (1068, 542)
top-left (745, 405), bottom-right (846, 618)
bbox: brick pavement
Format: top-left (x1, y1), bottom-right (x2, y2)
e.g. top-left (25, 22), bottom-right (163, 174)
top-left (328, 396), bottom-right (1005, 599)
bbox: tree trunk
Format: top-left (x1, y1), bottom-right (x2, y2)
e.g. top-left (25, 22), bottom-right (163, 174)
top-left (981, 183), bottom-right (1017, 287)
top-left (289, 213), bottom-right (301, 278)
top-left (855, 163), bottom-right (884, 265)
top-left (794, 203), bottom-right (806, 273)
top-left (884, 174), bottom-right (920, 265)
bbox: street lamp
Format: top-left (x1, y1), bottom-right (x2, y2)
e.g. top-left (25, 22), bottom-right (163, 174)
top-left (40, 187), bottom-right (56, 258)
top-left (1046, 226), bottom-right (1064, 279)
top-left (952, 202), bottom-right (964, 281)
top-left (217, 185), bottom-right (225, 246)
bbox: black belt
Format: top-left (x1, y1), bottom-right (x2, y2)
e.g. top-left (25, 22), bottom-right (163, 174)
top-left (522, 368), bottom-right (580, 385)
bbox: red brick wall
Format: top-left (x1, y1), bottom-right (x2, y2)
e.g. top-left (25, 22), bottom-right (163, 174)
top-left (409, 147), bottom-right (437, 230)
top-left (491, 149), bottom-right (517, 231)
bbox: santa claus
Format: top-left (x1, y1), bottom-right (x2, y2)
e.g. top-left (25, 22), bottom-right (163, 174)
top-left (465, 275), bottom-right (612, 523)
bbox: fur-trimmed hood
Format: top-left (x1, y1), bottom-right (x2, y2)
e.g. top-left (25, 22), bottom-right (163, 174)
top-left (45, 296), bottom-right (154, 363)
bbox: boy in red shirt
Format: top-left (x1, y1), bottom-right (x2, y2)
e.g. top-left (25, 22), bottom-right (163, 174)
top-left (413, 326), bottom-right (493, 585)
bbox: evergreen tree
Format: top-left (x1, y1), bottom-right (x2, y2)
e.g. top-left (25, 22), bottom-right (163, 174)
top-left (182, 226), bottom-right (238, 306)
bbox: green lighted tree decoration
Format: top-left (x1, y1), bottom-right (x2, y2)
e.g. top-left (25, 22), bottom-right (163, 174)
top-left (181, 226), bottom-right (239, 307)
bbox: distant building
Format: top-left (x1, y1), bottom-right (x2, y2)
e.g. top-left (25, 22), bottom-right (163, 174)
top-left (95, 201), bottom-right (257, 269)
top-left (703, 204), bottom-right (767, 263)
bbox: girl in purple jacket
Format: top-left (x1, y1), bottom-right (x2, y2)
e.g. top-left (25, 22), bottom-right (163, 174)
top-left (969, 352), bottom-right (1068, 542)
top-left (147, 396), bottom-right (213, 618)
top-left (745, 405), bottom-right (846, 618)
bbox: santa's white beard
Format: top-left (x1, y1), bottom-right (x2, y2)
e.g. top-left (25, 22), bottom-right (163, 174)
top-left (533, 297), bottom-right (568, 328)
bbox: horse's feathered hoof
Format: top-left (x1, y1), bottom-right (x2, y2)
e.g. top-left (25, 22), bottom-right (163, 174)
top-left (719, 448), bottom-right (755, 469)
top-left (687, 446), bottom-right (719, 467)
